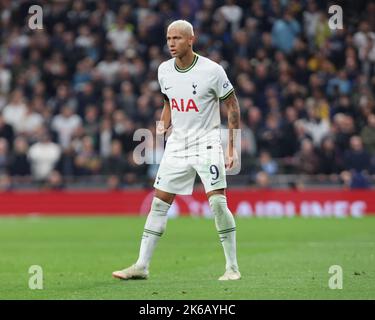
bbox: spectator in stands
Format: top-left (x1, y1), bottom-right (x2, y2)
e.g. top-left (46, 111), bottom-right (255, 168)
top-left (0, 112), bottom-right (14, 150)
top-left (117, 81), bottom-right (137, 119)
top-left (28, 131), bottom-right (61, 183)
top-left (106, 175), bottom-right (122, 190)
top-left (360, 113), bottom-right (375, 155)
top-left (47, 84), bottom-right (75, 115)
top-left (106, 16), bottom-right (134, 54)
top-left (95, 51), bottom-right (120, 85)
top-left (253, 64), bottom-right (273, 112)
top-left (216, 0), bottom-right (243, 34)
top-left (246, 106), bottom-right (263, 141)
top-left (280, 106), bottom-right (299, 157)
top-left (231, 29), bottom-right (252, 59)
top-left (340, 170), bottom-right (370, 189)
top-left (331, 95), bottom-right (356, 119)
top-left (299, 103), bottom-right (330, 147)
top-left (258, 113), bottom-right (283, 157)
top-left (51, 104), bottom-right (82, 150)
top-left (314, 11), bottom-right (331, 49)
top-left (55, 144), bottom-right (76, 178)
top-left (44, 170), bottom-right (65, 190)
top-left (327, 70), bottom-right (352, 98)
top-left (102, 139), bottom-right (127, 178)
top-left (255, 171), bottom-right (271, 190)
top-left (97, 118), bottom-right (116, 158)
top-left (72, 57), bottom-right (93, 92)
top-left (93, 0), bottom-right (116, 30)
top-left (134, 95), bottom-right (154, 127)
top-left (0, 138), bottom-right (9, 175)
top-left (353, 21), bottom-right (375, 78)
top-left (0, 174), bottom-right (12, 192)
top-left (293, 119), bottom-right (313, 148)
top-left (271, 9), bottom-right (301, 54)
top-left (123, 152), bottom-right (147, 187)
top-left (258, 150), bottom-right (278, 176)
top-left (76, 82), bottom-right (97, 118)
top-left (113, 111), bottom-right (138, 154)
top-left (74, 135), bottom-right (101, 176)
top-left (303, 0), bottom-right (320, 49)
top-left (82, 105), bottom-right (99, 144)
top-left (67, 0), bottom-right (90, 30)
top-left (293, 138), bottom-right (320, 174)
top-left (2, 89), bottom-right (27, 133)
top-left (0, 62), bottom-right (11, 95)
top-left (317, 136), bottom-right (343, 174)
top-left (343, 136), bottom-right (371, 173)
top-left (8, 136), bottom-right (31, 178)
top-left (18, 103), bottom-right (44, 138)
top-left (239, 120), bottom-right (257, 157)
top-left (332, 113), bottom-right (356, 155)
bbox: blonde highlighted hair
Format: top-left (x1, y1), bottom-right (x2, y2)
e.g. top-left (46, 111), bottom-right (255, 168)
top-left (167, 20), bottom-right (194, 36)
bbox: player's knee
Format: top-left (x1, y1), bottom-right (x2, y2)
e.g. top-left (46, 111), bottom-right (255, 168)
top-left (208, 194), bottom-right (228, 216)
top-left (145, 197), bottom-right (170, 234)
top-left (150, 197), bottom-right (170, 217)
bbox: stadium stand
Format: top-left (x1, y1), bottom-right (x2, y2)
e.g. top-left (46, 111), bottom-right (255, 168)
top-left (0, 0), bottom-right (374, 190)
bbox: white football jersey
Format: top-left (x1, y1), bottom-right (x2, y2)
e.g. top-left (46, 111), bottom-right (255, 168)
top-left (158, 53), bottom-right (234, 156)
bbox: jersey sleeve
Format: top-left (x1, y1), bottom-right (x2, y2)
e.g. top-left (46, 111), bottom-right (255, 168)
top-left (215, 65), bottom-right (235, 101)
top-left (158, 65), bottom-right (166, 95)
top-left (158, 65), bottom-right (169, 102)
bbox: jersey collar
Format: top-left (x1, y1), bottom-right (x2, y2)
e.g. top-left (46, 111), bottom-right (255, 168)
top-left (174, 53), bottom-right (199, 73)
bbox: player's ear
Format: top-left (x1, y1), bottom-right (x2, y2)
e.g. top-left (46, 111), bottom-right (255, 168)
top-left (189, 36), bottom-right (195, 47)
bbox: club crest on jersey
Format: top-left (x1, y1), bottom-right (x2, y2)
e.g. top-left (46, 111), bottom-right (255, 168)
top-left (171, 98), bottom-right (199, 112)
top-left (192, 82), bottom-right (197, 95)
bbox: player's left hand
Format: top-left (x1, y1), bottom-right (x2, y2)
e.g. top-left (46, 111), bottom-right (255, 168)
top-left (225, 147), bottom-right (238, 170)
top-left (156, 121), bottom-right (167, 135)
top-left (156, 122), bottom-right (172, 136)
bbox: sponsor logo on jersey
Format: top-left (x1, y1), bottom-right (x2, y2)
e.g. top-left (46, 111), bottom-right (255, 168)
top-left (170, 98), bottom-right (199, 112)
top-left (223, 80), bottom-right (230, 88)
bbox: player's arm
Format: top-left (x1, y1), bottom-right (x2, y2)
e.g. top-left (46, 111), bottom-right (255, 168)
top-left (222, 91), bottom-right (240, 169)
top-left (156, 96), bottom-right (171, 134)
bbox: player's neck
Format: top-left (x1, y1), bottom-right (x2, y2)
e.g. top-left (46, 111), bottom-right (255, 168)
top-left (175, 51), bottom-right (196, 70)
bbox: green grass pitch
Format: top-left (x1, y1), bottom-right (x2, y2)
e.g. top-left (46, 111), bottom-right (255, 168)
top-left (0, 215), bottom-right (374, 299)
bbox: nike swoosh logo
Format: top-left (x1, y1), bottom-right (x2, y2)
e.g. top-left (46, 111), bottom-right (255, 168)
top-left (165, 86), bottom-right (172, 90)
top-left (211, 181), bottom-right (220, 186)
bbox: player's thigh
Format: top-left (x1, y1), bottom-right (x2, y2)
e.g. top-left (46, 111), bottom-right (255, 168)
top-left (154, 155), bottom-right (196, 195)
top-left (193, 147), bottom-right (227, 193)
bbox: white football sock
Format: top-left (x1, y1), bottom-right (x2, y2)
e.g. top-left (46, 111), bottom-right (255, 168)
top-left (209, 194), bottom-right (239, 272)
top-left (135, 197), bottom-right (170, 270)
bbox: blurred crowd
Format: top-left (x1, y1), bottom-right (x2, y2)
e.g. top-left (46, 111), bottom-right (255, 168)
top-left (0, 0), bottom-right (375, 190)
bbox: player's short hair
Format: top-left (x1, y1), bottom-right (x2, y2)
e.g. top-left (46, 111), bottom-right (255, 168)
top-left (167, 20), bottom-right (194, 37)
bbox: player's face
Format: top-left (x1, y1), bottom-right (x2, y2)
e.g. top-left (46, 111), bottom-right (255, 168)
top-left (166, 27), bottom-right (193, 58)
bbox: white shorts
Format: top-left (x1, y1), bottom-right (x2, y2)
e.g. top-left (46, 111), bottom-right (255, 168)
top-left (153, 145), bottom-right (227, 195)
